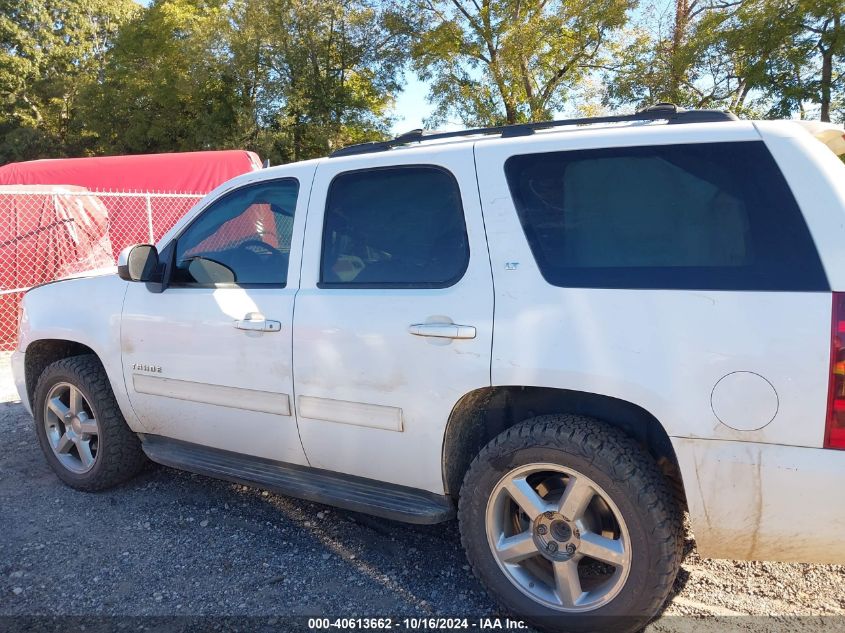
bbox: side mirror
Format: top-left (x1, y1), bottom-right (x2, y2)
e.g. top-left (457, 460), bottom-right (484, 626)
top-left (117, 244), bottom-right (160, 282)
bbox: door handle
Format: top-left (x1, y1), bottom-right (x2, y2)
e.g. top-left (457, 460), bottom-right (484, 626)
top-left (234, 313), bottom-right (282, 332)
top-left (408, 322), bottom-right (476, 339)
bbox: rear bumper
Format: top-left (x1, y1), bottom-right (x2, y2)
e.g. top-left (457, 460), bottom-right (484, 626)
top-left (11, 350), bottom-right (30, 415)
top-left (674, 437), bottom-right (845, 564)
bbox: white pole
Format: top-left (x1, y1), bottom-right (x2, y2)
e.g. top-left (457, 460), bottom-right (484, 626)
top-left (145, 193), bottom-right (154, 243)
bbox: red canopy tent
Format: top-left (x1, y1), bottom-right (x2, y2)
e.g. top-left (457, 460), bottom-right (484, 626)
top-left (0, 150), bottom-right (261, 350)
top-left (0, 150), bottom-right (262, 194)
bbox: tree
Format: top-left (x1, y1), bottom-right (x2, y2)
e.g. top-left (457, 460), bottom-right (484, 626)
top-left (0, 0), bottom-right (139, 162)
top-left (240, 0), bottom-right (409, 161)
top-left (772, 0), bottom-right (843, 121)
top-left (605, 0), bottom-right (770, 113)
top-left (407, 0), bottom-right (634, 126)
top-left (605, 0), bottom-right (844, 122)
top-left (80, 0), bottom-right (241, 154)
top-left (82, 0), bottom-right (408, 163)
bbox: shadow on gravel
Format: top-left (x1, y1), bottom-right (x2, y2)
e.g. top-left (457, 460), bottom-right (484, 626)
top-left (7, 395), bottom-right (842, 632)
top-left (0, 398), bottom-right (497, 619)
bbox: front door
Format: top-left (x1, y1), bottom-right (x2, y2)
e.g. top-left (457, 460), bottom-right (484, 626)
top-left (121, 165), bottom-right (314, 464)
top-left (292, 145), bottom-right (494, 494)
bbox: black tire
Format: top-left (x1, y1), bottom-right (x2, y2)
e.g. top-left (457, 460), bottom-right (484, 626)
top-left (458, 415), bottom-right (682, 633)
top-left (33, 354), bottom-right (147, 491)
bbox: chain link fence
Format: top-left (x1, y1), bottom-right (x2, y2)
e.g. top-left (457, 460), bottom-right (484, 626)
top-left (0, 190), bottom-right (204, 351)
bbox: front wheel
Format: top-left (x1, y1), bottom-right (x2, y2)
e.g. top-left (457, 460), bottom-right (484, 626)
top-left (33, 354), bottom-right (147, 491)
top-left (458, 415), bottom-right (682, 633)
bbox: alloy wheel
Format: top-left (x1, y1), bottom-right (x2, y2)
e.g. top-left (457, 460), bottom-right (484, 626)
top-left (485, 462), bottom-right (632, 612)
top-left (43, 382), bottom-right (100, 474)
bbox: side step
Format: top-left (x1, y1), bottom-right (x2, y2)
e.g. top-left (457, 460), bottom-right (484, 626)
top-left (141, 435), bottom-right (455, 524)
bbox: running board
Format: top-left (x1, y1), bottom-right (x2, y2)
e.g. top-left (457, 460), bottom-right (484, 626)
top-left (140, 435), bottom-right (455, 524)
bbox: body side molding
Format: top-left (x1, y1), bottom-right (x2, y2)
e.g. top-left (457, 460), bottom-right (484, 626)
top-left (298, 395), bottom-right (403, 431)
top-left (133, 374), bottom-right (291, 416)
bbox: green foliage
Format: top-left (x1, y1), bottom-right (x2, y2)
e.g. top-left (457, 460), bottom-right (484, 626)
top-left (407, 0), bottom-right (635, 125)
top-left (604, 0), bottom-right (844, 122)
top-left (1, 0), bottom-right (408, 164)
top-left (0, 0), bottom-right (140, 162)
top-left (236, 0), bottom-right (408, 161)
top-left (0, 0), bottom-right (841, 166)
top-left (79, 0), bottom-right (236, 154)
top-left (758, 0), bottom-right (844, 121)
top-left (80, 0), bottom-right (408, 162)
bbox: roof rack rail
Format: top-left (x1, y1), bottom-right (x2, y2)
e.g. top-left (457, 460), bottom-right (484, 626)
top-left (329, 103), bottom-right (738, 158)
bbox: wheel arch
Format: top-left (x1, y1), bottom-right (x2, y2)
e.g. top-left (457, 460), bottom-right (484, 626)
top-left (24, 339), bottom-right (100, 407)
top-left (441, 386), bottom-right (685, 507)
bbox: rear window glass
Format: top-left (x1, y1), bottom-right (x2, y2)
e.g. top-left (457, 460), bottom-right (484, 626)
top-left (504, 141), bottom-right (827, 291)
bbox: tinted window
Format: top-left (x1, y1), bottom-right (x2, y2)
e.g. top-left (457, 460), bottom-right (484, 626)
top-left (173, 179), bottom-right (298, 286)
top-left (505, 142), bottom-right (827, 291)
top-left (320, 166), bottom-right (468, 287)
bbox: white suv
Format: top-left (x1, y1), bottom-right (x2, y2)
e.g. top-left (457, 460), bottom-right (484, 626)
top-left (12, 105), bottom-right (845, 632)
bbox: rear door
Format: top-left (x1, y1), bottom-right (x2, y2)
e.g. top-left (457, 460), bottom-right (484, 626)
top-left (292, 144), bottom-right (494, 494)
top-left (475, 124), bottom-right (831, 448)
top-left (121, 164), bottom-right (314, 464)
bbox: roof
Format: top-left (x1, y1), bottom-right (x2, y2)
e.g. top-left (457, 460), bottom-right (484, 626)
top-left (0, 150), bottom-right (262, 194)
top-left (330, 104), bottom-right (738, 158)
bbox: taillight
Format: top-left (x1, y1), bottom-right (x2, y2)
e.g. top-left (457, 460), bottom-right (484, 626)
top-left (826, 292), bottom-right (845, 448)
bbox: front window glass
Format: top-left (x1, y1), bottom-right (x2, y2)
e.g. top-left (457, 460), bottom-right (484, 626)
top-left (173, 179), bottom-right (298, 286)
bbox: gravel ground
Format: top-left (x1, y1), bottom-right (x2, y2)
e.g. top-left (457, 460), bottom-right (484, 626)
top-left (1, 352), bottom-right (844, 632)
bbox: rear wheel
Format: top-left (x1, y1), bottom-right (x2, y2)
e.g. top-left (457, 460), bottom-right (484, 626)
top-left (34, 355), bottom-right (147, 491)
top-left (458, 415), bottom-right (682, 633)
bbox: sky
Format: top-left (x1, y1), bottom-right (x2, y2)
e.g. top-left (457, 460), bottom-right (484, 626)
top-left (391, 74), bottom-right (435, 133)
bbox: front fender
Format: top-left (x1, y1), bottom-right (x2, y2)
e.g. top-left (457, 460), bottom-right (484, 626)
top-left (17, 274), bottom-right (137, 428)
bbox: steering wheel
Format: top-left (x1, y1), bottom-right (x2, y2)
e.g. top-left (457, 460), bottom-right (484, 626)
top-left (224, 238), bottom-right (289, 284)
top-left (236, 239), bottom-right (283, 259)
